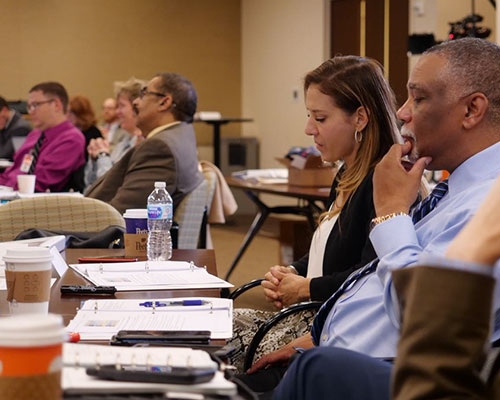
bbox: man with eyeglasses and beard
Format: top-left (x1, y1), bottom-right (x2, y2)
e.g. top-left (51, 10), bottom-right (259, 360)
top-left (0, 82), bottom-right (85, 192)
top-left (85, 72), bottom-right (202, 214)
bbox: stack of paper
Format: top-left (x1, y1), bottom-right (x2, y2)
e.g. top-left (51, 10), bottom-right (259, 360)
top-left (231, 168), bottom-right (288, 184)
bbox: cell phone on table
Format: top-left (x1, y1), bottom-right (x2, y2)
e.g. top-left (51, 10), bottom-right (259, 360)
top-left (78, 256), bottom-right (139, 263)
top-left (86, 364), bottom-right (216, 384)
top-left (111, 330), bottom-right (211, 346)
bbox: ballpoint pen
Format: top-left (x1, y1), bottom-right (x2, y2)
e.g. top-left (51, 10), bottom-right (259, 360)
top-left (139, 300), bottom-right (210, 307)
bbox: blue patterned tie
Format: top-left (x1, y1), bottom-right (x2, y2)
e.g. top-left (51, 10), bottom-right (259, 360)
top-left (411, 179), bottom-right (449, 224)
top-left (311, 179), bottom-right (450, 345)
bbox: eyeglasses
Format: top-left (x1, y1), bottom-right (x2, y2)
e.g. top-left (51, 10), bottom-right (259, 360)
top-left (27, 99), bottom-right (55, 112)
top-left (140, 87), bottom-right (166, 99)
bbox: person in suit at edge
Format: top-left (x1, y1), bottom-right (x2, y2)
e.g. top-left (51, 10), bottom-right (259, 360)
top-left (85, 72), bottom-right (203, 214)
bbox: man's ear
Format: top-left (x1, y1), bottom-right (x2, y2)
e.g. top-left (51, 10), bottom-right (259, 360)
top-left (355, 106), bottom-right (369, 131)
top-left (463, 92), bottom-right (488, 129)
top-left (159, 95), bottom-right (173, 111)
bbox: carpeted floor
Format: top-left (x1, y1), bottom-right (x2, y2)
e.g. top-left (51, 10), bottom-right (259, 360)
top-left (210, 215), bottom-right (282, 311)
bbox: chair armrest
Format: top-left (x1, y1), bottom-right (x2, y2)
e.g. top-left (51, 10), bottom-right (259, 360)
top-left (243, 300), bottom-right (323, 371)
top-left (226, 278), bottom-right (265, 300)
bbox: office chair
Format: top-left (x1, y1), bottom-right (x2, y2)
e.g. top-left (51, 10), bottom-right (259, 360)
top-left (0, 195), bottom-right (125, 242)
top-left (227, 279), bottom-right (323, 371)
top-left (174, 167), bottom-right (217, 249)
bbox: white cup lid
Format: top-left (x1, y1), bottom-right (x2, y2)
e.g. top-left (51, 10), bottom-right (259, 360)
top-left (123, 209), bottom-right (148, 218)
top-left (2, 246), bottom-right (53, 263)
top-left (0, 314), bottom-right (65, 347)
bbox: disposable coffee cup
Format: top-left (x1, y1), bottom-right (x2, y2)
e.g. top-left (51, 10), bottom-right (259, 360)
top-left (0, 313), bottom-right (65, 400)
top-left (123, 208), bottom-right (148, 234)
top-left (17, 174), bottom-right (36, 194)
top-left (3, 247), bottom-right (53, 314)
top-left (123, 209), bottom-right (148, 257)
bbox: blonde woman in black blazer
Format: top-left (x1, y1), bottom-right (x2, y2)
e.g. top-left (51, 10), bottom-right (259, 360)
top-left (230, 55), bottom-right (402, 372)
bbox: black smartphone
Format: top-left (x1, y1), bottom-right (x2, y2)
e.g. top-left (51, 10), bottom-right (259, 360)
top-left (111, 330), bottom-right (211, 346)
top-left (86, 364), bottom-right (216, 385)
top-left (77, 256), bottom-right (139, 263)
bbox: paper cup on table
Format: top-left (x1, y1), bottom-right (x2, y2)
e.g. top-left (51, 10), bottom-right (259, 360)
top-left (3, 247), bottom-right (53, 315)
top-left (0, 313), bottom-right (65, 400)
top-left (123, 209), bottom-right (148, 257)
top-left (17, 174), bottom-right (36, 194)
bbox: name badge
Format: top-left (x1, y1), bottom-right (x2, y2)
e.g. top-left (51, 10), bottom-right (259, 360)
top-left (20, 154), bottom-right (33, 173)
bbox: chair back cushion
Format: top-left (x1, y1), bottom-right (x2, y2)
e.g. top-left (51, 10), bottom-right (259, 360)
top-left (0, 195), bottom-right (125, 242)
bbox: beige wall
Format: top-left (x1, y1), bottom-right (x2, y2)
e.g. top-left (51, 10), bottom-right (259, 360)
top-left (0, 0), bottom-right (241, 145)
top-left (241, 0), bottom-right (329, 169)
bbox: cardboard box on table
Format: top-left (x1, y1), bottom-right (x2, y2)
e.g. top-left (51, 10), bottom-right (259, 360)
top-left (276, 155), bottom-right (335, 187)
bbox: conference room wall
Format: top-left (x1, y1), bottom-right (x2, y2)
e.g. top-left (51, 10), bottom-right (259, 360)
top-left (0, 0), bottom-right (241, 146)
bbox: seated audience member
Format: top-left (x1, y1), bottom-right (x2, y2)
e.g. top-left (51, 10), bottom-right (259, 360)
top-left (68, 95), bottom-right (103, 160)
top-left (0, 82), bottom-right (85, 192)
top-left (99, 97), bottom-right (127, 151)
top-left (0, 96), bottom-right (31, 160)
top-left (84, 78), bottom-right (145, 188)
top-left (273, 173), bottom-right (500, 400)
top-left (229, 55), bottom-right (402, 371)
top-left (85, 72), bottom-right (203, 214)
top-left (240, 37), bottom-right (500, 396)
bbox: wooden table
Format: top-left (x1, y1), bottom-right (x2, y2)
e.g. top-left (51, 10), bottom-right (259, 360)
top-left (1, 248), bottom-right (220, 326)
top-left (225, 176), bottom-right (330, 280)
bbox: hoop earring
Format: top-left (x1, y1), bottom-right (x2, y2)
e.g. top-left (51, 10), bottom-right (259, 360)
top-left (354, 130), bottom-right (363, 143)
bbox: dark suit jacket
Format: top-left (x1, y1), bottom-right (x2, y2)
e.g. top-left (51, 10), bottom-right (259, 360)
top-left (292, 169), bottom-right (377, 302)
top-left (392, 266), bottom-right (497, 399)
top-left (85, 122), bottom-right (203, 214)
top-left (0, 111), bottom-right (31, 160)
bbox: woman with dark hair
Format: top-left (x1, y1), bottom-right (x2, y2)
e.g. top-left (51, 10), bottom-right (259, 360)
top-left (230, 55), bottom-right (406, 372)
top-left (68, 95), bottom-right (102, 160)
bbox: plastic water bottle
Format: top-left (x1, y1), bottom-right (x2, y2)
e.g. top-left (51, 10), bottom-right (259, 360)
top-left (147, 181), bottom-right (173, 260)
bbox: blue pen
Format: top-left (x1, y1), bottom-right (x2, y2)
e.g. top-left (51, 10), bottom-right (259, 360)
top-left (139, 300), bottom-right (208, 307)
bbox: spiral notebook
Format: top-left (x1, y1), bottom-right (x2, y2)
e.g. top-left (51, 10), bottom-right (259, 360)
top-left (69, 260), bottom-right (233, 291)
top-left (65, 297), bottom-right (233, 340)
top-left (62, 343), bottom-right (237, 396)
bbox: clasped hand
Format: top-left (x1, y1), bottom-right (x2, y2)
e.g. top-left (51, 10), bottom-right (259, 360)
top-left (261, 265), bottom-right (310, 309)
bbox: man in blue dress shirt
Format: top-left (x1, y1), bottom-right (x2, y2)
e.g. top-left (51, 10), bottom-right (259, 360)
top-left (241, 38), bottom-right (500, 399)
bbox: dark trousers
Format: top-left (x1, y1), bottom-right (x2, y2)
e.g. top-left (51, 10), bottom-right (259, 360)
top-left (273, 347), bottom-right (392, 400)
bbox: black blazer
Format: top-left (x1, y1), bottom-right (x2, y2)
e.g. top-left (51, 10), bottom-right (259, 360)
top-left (292, 169), bottom-right (377, 302)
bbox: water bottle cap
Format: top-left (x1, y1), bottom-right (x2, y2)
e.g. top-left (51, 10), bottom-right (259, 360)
top-left (154, 181), bottom-right (166, 188)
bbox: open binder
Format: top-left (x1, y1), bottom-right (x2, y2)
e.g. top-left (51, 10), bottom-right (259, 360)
top-left (62, 343), bottom-right (237, 396)
top-left (65, 297), bottom-right (233, 340)
top-left (69, 260), bottom-right (233, 291)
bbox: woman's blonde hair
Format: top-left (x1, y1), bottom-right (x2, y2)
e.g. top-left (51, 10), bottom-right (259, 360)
top-left (304, 56), bottom-right (400, 220)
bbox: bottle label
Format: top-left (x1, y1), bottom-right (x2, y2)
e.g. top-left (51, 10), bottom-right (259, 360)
top-left (147, 204), bottom-right (172, 219)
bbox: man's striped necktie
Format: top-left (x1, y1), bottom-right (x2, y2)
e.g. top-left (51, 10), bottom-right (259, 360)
top-left (27, 132), bottom-right (45, 175)
top-left (311, 179), bottom-right (450, 344)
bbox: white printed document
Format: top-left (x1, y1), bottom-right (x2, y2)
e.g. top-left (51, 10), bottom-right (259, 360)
top-left (231, 168), bottom-right (288, 184)
top-left (69, 260), bottom-right (233, 291)
top-left (65, 297), bottom-right (233, 340)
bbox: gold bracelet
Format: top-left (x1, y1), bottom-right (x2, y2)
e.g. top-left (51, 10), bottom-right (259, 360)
top-left (370, 212), bottom-right (408, 230)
